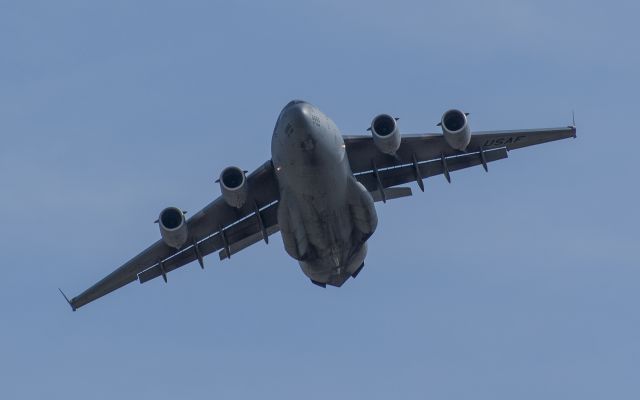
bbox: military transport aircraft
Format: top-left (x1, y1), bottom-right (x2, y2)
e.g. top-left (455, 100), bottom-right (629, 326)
top-left (60, 100), bottom-right (576, 310)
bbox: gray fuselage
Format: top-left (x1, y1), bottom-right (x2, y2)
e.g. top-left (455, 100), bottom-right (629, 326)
top-left (271, 100), bottom-right (378, 286)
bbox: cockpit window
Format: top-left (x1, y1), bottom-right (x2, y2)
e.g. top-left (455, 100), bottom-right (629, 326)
top-left (285, 100), bottom-right (306, 108)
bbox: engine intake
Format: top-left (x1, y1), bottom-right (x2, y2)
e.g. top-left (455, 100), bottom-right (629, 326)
top-left (219, 166), bottom-right (248, 208)
top-left (370, 114), bottom-right (401, 155)
top-left (158, 207), bottom-right (188, 249)
top-left (441, 109), bottom-right (471, 151)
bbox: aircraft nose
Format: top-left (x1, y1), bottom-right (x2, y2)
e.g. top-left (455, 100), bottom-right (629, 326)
top-left (284, 99), bottom-right (308, 108)
top-left (283, 100), bottom-right (311, 119)
top-left (281, 100), bottom-right (314, 131)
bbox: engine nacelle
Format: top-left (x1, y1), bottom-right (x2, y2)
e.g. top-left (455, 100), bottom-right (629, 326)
top-left (441, 109), bottom-right (471, 151)
top-left (158, 207), bottom-right (188, 249)
top-left (219, 166), bottom-right (248, 208)
top-left (370, 114), bottom-right (401, 155)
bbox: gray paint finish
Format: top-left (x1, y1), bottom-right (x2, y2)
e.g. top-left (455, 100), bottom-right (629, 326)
top-left (272, 100), bottom-right (376, 286)
top-left (64, 100), bottom-right (575, 310)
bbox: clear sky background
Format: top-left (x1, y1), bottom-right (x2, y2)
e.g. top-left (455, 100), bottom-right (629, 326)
top-left (1, 1), bottom-right (638, 399)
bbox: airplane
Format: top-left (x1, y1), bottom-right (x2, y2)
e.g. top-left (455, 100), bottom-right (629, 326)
top-left (60, 100), bottom-right (576, 310)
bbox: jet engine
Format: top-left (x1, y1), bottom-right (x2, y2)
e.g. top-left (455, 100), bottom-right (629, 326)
top-left (158, 206), bottom-right (188, 249)
top-left (440, 109), bottom-right (471, 151)
top-left (370, 114), bottom-right (401, 155)
top-left (219, 166), bottom-right (248, 208)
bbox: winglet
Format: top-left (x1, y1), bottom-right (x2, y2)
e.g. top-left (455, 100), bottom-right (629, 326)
top-left (570, 110), bottom-right (577, 138)
top-left (58, 288), bottom-right (76, 312)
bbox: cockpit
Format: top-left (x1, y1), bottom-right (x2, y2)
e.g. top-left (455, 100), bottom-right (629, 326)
top-left (285, 99), bottom-right (307, 108)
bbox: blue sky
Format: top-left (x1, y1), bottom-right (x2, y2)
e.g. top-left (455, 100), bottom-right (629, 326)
top-left (1, 1), bottom-right (638, 398)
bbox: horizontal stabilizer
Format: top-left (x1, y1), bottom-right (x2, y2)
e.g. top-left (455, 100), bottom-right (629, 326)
top-left (351, 262), bottom-right (365, 279)
top-left (311, 279), bottom-right (327, 288)
top-left (218, 224), bottom-right (279, 260)
top-left (371, 186), bottom-right (413, 202)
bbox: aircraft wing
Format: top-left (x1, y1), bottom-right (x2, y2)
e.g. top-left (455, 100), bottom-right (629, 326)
top-left (344, 127), bottom-right (576, 197)
top-left (355, 146), bottom-right (509, 201)
top-left (64, 160), bottom-right (280, 311)
top-left (344, 127), bottom-right (576, 173)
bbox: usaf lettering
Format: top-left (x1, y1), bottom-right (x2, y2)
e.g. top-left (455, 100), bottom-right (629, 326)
top-left (483, 135), bottom-right (526, 147)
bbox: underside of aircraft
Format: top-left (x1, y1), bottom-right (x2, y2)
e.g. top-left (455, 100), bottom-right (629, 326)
top-left (60, 100), bottom-right (576, 311)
